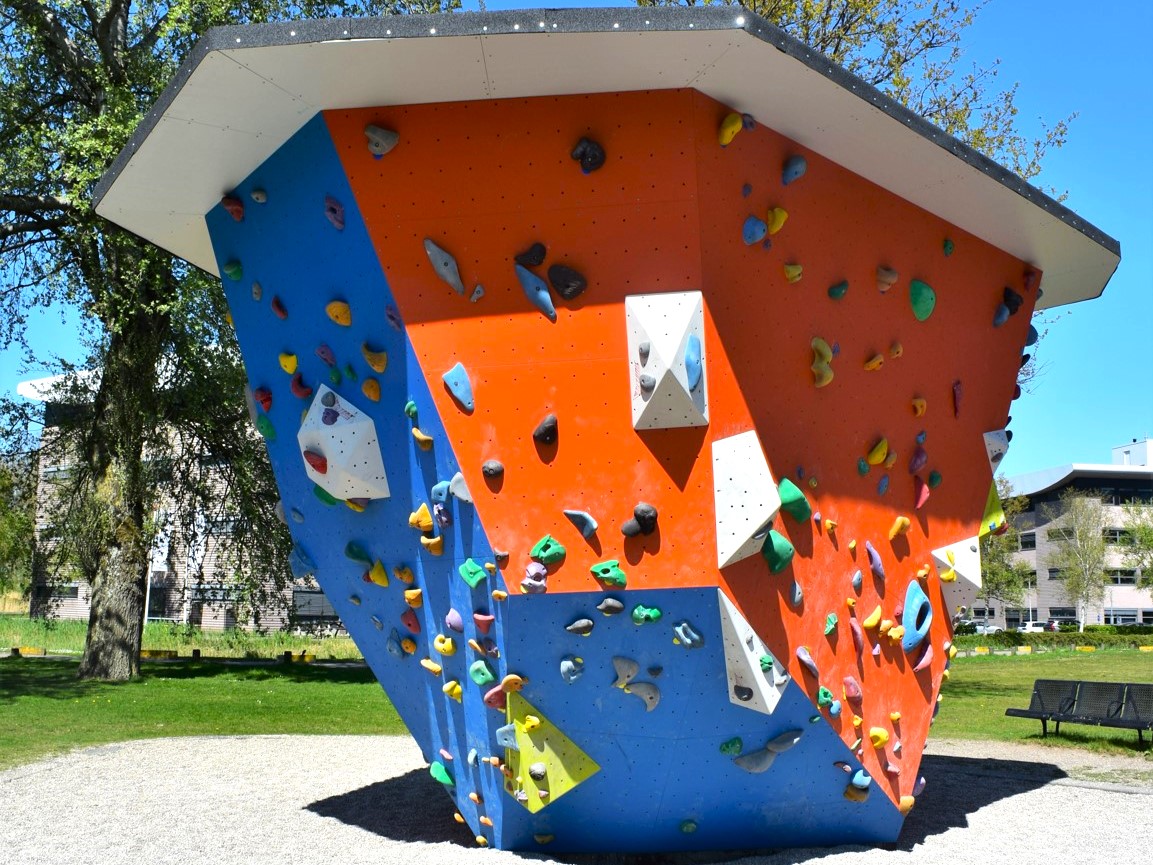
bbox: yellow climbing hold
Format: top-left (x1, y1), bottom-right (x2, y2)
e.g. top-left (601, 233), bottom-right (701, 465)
top-left (846, 597), bottom-right (856, 608)
top-left (911, 397), bottom-right (927, 417)
top-left (434, 634), bottom-right (457, 656)
top-left (453, 812), bottom-right (465, 823)
top-left (783, 263), bottom-right (803, 284)
top-left (811, 337), bottom-right (835, 388)
top-left (345, 499), bottom-right (366, 513)
top-left (979, 481), bottom-right (1006, 537)
top-left (506, 692), bottom-right (601, 814)
top-left (866, 438), bottom-right (889, 466)
top-left (848, 539), bottom-right (857, 552)
top-left (863, 353), bottom-right (885, 371)
top-left (887, 625), bottom-right (905, 643)
top-left (400, 637), bottom-right (417, 654)
top-left (393, 565), bottom-right (415, 584)
top-left (844, 783), bottom-right (869, 803)
top-left (890, 711), bottom-right (902, 722)
top-left (325, 300), bottom-right (352, 326)
top-left (421, 658), bottom-right (443, 675)
top-left (409, 503), bottom-right (434, 532)
top-left (916, 563), bottom-right (932, 580)
top-left (888, 515), bottom-right (911, 539)
top-left (718, 112), bottom-right (744, 146)
top-left (863, 605), bottom-right (882, 629)
top-left (412, 428), bottom-right (434, 451)
top-left (852, 714), bottom-right (863, 728)
top-left (869, 727), bottom-right (890, 748)
top-left (899, 795), bottom-right (916, 814)
top-left (361, 378), bottom-right (381, 402)
top-left (475, 835), bottom-right (489, 847)
top-left (522, 714), bottom-right (541, 731)
top-left (767, 206), bottom-right (788, 235)
top-left (421, 535), bottom-right (444, 556)
top-left (367, 560), bottom-right (389, 587)
top-left (501, 673), bottom-right (528, 693)
top-left (492, 589), bottom-right (508, 601)
top-left (278, 353), bottom-right (298, 374)
top-left (443, 680), bottom-right (463, 701)
top-left (404, 588), bottom-right (423, 608)
top-left (889, 341), bottom-right (903, 358)
top-left (824, 518), bottom-right (837, 532)
top-left (361, 342), bottom-right (388, 373)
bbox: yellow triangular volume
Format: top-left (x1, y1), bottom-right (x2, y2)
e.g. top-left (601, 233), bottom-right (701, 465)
top-left (504, 692), bottom-right (600, 813)
top-left (978, 481), bottom-right (1006, 538)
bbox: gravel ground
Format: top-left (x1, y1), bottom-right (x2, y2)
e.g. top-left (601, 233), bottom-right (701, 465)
top-left (1, 735), bottom-right (1149, 865)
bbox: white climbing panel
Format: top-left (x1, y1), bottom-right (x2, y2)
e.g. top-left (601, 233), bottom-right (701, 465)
top-left (712, 431), bottom-right (782, 568)
top-left (297, 385), bottom-right (390, 500)
top-left (983, 429), bottom-right (1010, 474)
top-left (931, 536), bottom-right (982, 616)
top-left (717, 590), bottom-right (788, 715)
top-left (624, 291), bottom-right (708, 429)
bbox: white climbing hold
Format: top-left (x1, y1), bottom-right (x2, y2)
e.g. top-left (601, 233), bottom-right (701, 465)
top-left (449, 471), bottom-right (472, 503)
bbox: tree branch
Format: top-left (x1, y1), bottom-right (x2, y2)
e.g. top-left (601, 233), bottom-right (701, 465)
top-left (7, 0), bottom-right (102, 105)
top-left (0, 194), bottom-right (76, 216)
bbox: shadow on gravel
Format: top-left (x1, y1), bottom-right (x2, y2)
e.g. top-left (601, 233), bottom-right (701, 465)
top-left (307, 753), bottom-right (1064, 863)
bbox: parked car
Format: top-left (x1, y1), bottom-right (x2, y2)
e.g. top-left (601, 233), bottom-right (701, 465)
top-left (1046, 618), bottom-right (1081, 631)
top-left (975, 622), bottom-right (1004, 635)
top-left (955, 619), bottom-right (1003, 634)
top-left (1017, 621), bottom-right (1046, 633)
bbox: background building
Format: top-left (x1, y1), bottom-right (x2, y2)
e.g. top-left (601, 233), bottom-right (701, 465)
top-left (981, 438), bottom-right (1153, 629)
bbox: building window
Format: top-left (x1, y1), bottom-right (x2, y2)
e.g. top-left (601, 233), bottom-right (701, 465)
top-left (1104, 609), bottom-right (1138, 625)
top-left (32, 583), bottom-right (80, 600)
top-left (1142, 610), bottom-right (1153, 624)
top-left (292, 589), bottom-right (340, 626)
top-left (1024, 571), bottom-right (1037, 589)
top-left (972, 607), bottom-right (996, 618)
top-left (1018, 532), bottom-right (1036, 551)
top-left (1107, 568), bottom-right (1137, 585)
top-left (1005, 607), bottom-right (1038, 624)
top-left (1048, 606), bottom-right (1077, 619)
top-left (1102, 528), bottom-right (1132, 545)
top-left (1047, 568), bottom-right (1064, 580)
top-left (1047, 527), bottom-right (1074, 542)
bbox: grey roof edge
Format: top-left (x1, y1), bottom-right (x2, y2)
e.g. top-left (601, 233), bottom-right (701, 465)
top-left (92, 5), bottom-right (1120, 266)
top-left (1008, 464), bottom-right (1153, 499)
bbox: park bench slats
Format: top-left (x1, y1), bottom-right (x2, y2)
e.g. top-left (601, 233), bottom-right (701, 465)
top-left (1005, 679), bottom-right (1153, 743)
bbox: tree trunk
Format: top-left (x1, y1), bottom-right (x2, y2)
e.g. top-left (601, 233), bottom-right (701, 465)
top-left (78, 539), bottom-right (145, 679)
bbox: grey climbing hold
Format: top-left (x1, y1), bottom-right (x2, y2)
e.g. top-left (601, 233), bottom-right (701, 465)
top-left (442, 362), bottom-right (475, 412)
top-left (364, 124), bottom-right (399, 158)
top-left (386, 629), bottom-right (403, 658)
top-left (290, 507), bottom-right (304, 524)
top-left (496, 723), bottom-right (519, 750)
top-left (627, 681), bottom-right (661, 712)
top-left (548, 264), bottom-right (587, 301)
top-left (597, 597), bottom-right (625, 616)
top-left (993, 302), bottom-right (1010, 327)
top-left (789, 580), bottom-right (803, 608)
top-left (560, 655), bottom-right (584, 683)
top-left (528, 762), bottom-right (547, 781)
top-left (638, 373), bottom-right (656, 392)
top-left (621, 502), bottom-right (658, 537)
top-left (564, 509), bottom-right (598, 538)
top-left (1003, 286), bottom-right (1024, 315)
top-left (851, 569), bottom-right (862, 592)
top-left (515, 242), bottom-right (546, 267)
top-left (733, 748), bottom-right (776, 774)
top-left (533, 413), bottom-right (559, 445)
top-left (734, 685), bottom-right (754, 701)
top-left (288, 545), bottom-right (316, 579)
top-left (638, 341), bottom-right (651, 365)
top-left (423, 238), bottom-right (465, 295)
top-left (766, 729), bottom-right (803, 753)
top-left (566, 617), bottom-right (595, 636)
top-left (449, 471), bottom-right (472, 503)
top-left (516, 264), bottom-right (557, 322)
top-left (250, 189), bottom-right (267, 204)
top-left (612, 656), bottom-right (639, 688)
top-left (482, 460), bottom-right (505, 478)
top-left (469, 284), bottom-right (484, 303)
top-left (673, 621), bottom-right (704, 648)
top-left (571, 137), bottom-right (606, 173)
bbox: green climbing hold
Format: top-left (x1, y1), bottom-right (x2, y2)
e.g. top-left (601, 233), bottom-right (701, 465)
top-left (777, 478), bottom-right (812, 522)
top-left (943, 238), bottom-right (955, 256)
top-left (817, 686), bottom-right (834, 707)
top-left (343, 363), bottom-right (357, 382)
top-left (910, 279), bottom-right (937, 322)
top-left (827, 280), bottom-right (849, 300)
top-left (429, 761), bottom-right (454, 786)
top-left (531, 534), bottom-right (567, 565)
top-left (328, 367), bottom-right (342, 386)
top-left (631, 604), bottom-right (662, 625)
top-left (590, 560), bottom-right (627, 586)
top-left (344, 541), bottom-right (372, 566)
top-left (469, 659), bottom-right (496, 685)
top-left (458, 558), bottom-right (487, 588)
top-left (824, 613), bottom-right (838, 635)
top-left (254, 414), bottom-right (275, 441)
top-left (680, 820), bottom-right (698, 834)
top-left (761, 530), bottom-right (795, 573)
top-left (759, 654), bottom-right (774, 673)
top-left (857, 457), bottom-right (870, 476)
top-left (809, 714), bottom-right (823, 724)
top-left (404, 400), bottom-right (418, 420)
top-left (313, 485), bottom-right (341, 505)
top-left (720, 737), bottom-right (743, 756)
top-left (927, 469), bottom-right (942, 488)
top-left (222, 260), bottom-right (243, 280)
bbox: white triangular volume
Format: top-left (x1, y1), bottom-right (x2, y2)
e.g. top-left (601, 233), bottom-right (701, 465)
top-left (717, 590), bottom-right (787, 715)
top-left (983, 430), bottom-right (1010, 473)
top-left (297, 385), bottom-right (390, 500)
top-left (712, 431), bottom-right (782, 568)
top-left (931, 536), bottom-right (981, 616)
top-left (624, 291), bottom-right (708, 430)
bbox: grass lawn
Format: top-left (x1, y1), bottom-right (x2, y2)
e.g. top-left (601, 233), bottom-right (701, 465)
top-left (935, 649), bottom-right (1153, 755)
top-left (0, 658), bottom-right (406, 771)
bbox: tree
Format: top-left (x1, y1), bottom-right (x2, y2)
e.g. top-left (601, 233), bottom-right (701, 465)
top-left (978, 476), bottom-right (1031, 624)
top-left (1121, 500), bottom-right (1153, 591)
top-left (1042, 488), bottom-right (1108, 633)
top-left (0, 456), bottom-right (36, 599)
top-left (0, 1), bottom-right (457, 680)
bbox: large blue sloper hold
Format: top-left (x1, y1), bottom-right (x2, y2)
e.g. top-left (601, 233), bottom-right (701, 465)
top-left (515, 264), bottom-right (557, 322)
top-left (684, 333), bottom-right (703, 391)
top-left (900, 580), bottom-right (933, 653)
top-left (442, 361), bottom-right (475, 412)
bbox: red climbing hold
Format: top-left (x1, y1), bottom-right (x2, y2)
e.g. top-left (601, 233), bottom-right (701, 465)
top-left (473, 612), bottom-right (496, 634)
top-left (290, 372), bottom-right (313, 399)
top-left (271, 296), bottom-right (288, 320)
top-left (221, 194), bottom-right (245, 222)
top-left (303, 449), bottom-right (328, 474)
top-left (253, 387), bottom-right (272, 412)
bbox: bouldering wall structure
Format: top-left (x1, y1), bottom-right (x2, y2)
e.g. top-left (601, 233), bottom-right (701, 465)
top-left (94, 7), bottom-right (1120, 855)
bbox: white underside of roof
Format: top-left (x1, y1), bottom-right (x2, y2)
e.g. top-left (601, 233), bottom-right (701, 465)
top-left (95, 22), bottom-right (1118, 310)
top-left (1008, 463), bottom-right (1153, 498)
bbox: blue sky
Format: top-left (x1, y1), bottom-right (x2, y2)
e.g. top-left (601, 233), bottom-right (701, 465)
top-left (3, 1), bottom-right (1150, 477)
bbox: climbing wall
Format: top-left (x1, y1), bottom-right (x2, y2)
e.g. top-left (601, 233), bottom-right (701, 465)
top-left (206, 87), bottom-right (1037, 853)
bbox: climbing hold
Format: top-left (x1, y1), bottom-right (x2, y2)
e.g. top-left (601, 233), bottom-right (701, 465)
top-left (733, 748), bottom-right (777, 774)
top-left (851, 569), bottom-right (863, 592)
top-left (359, 379), bottom-right (380, 403)
top-left (597, 597), bottom-right (625, 616)
top-left (483, 685), bottom-right (507, 710)
top-left (559, 656), bottom-right (584, 683)
top-left (571, 137), bottom-right (606, 172)
top-left (423, 238), bottom-right (466, 294)
top-left (913, 641), bottom-right (934, 673)
top-left (684, 334), bottom-right (703, 391)
top-left (865, 541), bottom-right (885, 580)
top-left (430, 480), bottom-right (450, 504)
top-left (458, 558), bottom-right (487, 589)
top-left (952, 379), bottom-right (963, 417)
top-left (718, 112), bottom-right (744, 146)
top-left (364, 124), bottom-right (399, 157)
top-left (420, 658), bottom-right (442, 675)
top-left (869, 727), bottom-right (890, 748)
top-left (411, 428), bottom-right (434, 451)
top-left (862, 605), bottom-right (882, 630)
top-left (566, 618), bottom-right (594, 637)
top-left (1003, 286), bottom-right (1024, 315)
top-left (865, 438), bottom-right (889, 466)
top-left (222, 260), bottom-right (243, 281)
top-left (864, 352), bottom-right (887, 371)
top-left (343, 539), bottom-right (371, 566)
top-left (408, 503), bottom-right (434, 533)
top-left (547, 264), bottom-right (588, 301)
top-left (824, 518), bottom-right (837, 533)
top-left (323, 195), bottom-right (344, 230)
top-left (353, 343), bottom-right (387, 375)
top-left (429, 762), bottom-right (453, 787)
top-left (433, 634), bottom-right (456, 656)
top-left (914, 475), bottom-right (931, 509)
top-left (761, 530), bottom-right (795, 573)
top-left (765, 206), bottom-right (788, 236)
top-left (528, 762), bottom-right (547, 781)
top-left (909, 279), bottom-right (936, 321)
top-left (720, 737), bottom-right (743, 756)
top-left (441, 609), bottom-right (464, 634)
top-left (856, 458), bottom-right (870, 477)
top-left (590, 560), bottom-right (627, 586)
top-left (312, 485), bottom-right (339, 505)
top-left (877, 473), bottom-right (890, 495)
top-left (324, 300), bottom-right (351, 327)
top-left (889, 341), bottom-right (903, 359)
top-left (928, 469), bottom-right (942, 488)
top-left (501, 673), bottom-right (527, 693)
top-left (783, 263), bottom-right (803, 284)
top-left (290, 373), bottom-right (312, 400)
top-left (533, 413), bottom-right (558, 445)
top-left (992, 302), bottom-right (1010, 327)
top-left (817, 686), bottom-right (834, 707)
top-left (514, 242), bottom-right (546, 268)
top-left (270, 295), bottom-right (288, 319)
top-left (473, 612), bottom-right (495, 634)
top-left (562, 509), bottom-right (598, 539)
top-left (631, 605), bottom-right (662, 625)
top-left (908, 445), bottom-right (928, 475)
top-left (385, 304), bottom-right (402, 330)
top-left (287, 544), bottom-right (315, 579)
top-left (403, 588), bottom-right (422, 607)
top-left (1025, 323), bottom-right (1039, 346)
top-left (827, 280), bottom-right (849, 300)
top-left (782, 154), bottom-right (807, 185)
top-left (673, 621), bottom-right (704, 648)
top-left (742, 215), bottom-right (768, 245)
top-left (943, 237), bottom-right (955, 256)
top-left (913, 776), bottom-right (927, 796)
top-left (843, 676), bottom-right (863, 709)
top-left (876, 266), bottom-right (898, 293)
top-left (621, 502), bottom-right (658, 537)
top-left (911, 396), bottom-right (927, 418)
top-left (778, 478), bottom-right (812, 521)
top-left (516, 264), bottom-right (557, 322)
top-left (249, 188), bottom-right (267, 204)
top-left (221, 194), bottom-right (244, 221)
top-left (530, 534), bottom-right (567, 565)
top-left (277, 353), bottom-right (297, 375)
top-left (481, 460), bottom-right (504, 480)
top-left (795, 646), bottom-right (819, 679)
top-left (888, 515), bottom-right (911, 540)
top-left (810, 337), bottom-right (835, 387)
top-left (612, 656), bottom-right (639, 688)
top-left (824, 613), bottom-right (838, 635)
top-left (789, 580), bottom-right (803, 608)
top-left (850, 619), bottom-right (864, 655)
top-left (420, 535), bottom-right (444, 556)
top-left (392, 565), bottom-right (414, 585)
top-left (901, 581), bottom-right (933, 653)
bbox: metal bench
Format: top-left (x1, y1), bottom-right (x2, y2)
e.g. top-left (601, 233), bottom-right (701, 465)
top-left (1005, 679), bottom-right (1153, 743)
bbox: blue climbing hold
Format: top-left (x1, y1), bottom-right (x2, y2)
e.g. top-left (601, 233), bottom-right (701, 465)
top-left (993, 302), bottom-right (1011, 327)
top-left (901, 580), bottom-right (933, 653)
top-left (851, 769), bottom-right (872, 790)
top-left (515, 264), bottom-right (557, 322)
top-left (877, 475), bottom-right (890, 496)
top-left (684, 334), bottom-right (703, 391)
top-left (560, 655), bottom-right (584, 683)
top-left (851, 569), bottom-right (863, 592)
top-left (741, 183), bottom-right (753, 198)
top-left (743, 215), bottom-right (768, 245)
top-left (1025, 324), bottom-right (1039, 347)
top-left (442, 362), bottom-right (474, 412)
top-left (496, 723), bottom-right (519, 750)
top-left (430, 480), bottom-right (450, 503)
top-left (563, 509), bottom-right (598, 539)
top-left (673, 621), bottom-right (704, 648)
top-left (288, 544), bottom-right (316, 578)
top-left (782, 154), bottom-right (808, 185)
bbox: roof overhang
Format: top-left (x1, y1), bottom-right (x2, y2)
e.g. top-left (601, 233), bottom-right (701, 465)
top-left (1009, 464), bottom-right (1153, 498)
top-left (94, 6), bottom-right (1120, 310)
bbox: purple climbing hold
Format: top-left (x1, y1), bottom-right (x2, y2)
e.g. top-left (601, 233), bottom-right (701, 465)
top-left (865, 540), bottom-right (885, 581)
top-left (741, 183), bottom-right (753, 198)
top-left (521, 562), bottom-right (548, 594)
top-left (445, 608), bottom-right (464, 633)
top-left (315, 344), bottom-right (336, 367)
top-left (571, 137), bottom-right (606, 173)
top-left (322, 407), bottom-right (339, 426)
top-left (324, 195), bottom-right (345, 230)
top-left (796, 646), bottom-right (819, 679)
top-left (433, 503), bottom-right (451, 528)
top-left (385, 304), bottom-right (402, 330)
top-left (908, 445), bottom-right (928, 475)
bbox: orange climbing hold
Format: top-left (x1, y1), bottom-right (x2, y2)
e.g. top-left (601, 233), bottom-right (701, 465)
top-left (361, 342), bottom-right (388, 372)
top-left (325, 300), bottom-right (352, 326)
top-left (361, 378), bottom-right (381, 402)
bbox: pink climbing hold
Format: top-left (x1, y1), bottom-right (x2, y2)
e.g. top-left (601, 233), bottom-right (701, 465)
top-left (473, 612), bottom-right (496, 634)
top-left (401, 608), bottom-right (420, 634)
top-left (952, 380), bottom-right (963, 418)
top-left (913, 642), bottom-right (934, 673)
top-left (324, 195), bottom-right (345, 230)
top-left (483, 685), bottom-right (507, 711)
top-left (843, 676), bottom-right (863, 710)
top-left (850, 619), bottom-right (864, 656)
top-left (914, 476), bottom-right (931, 510)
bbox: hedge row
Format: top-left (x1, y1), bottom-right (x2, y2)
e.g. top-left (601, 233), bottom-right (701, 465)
top-left (953, 632), bottom-right (1153, 650)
